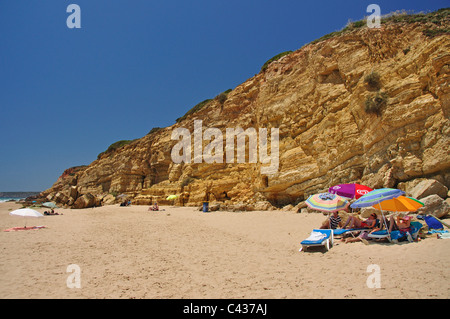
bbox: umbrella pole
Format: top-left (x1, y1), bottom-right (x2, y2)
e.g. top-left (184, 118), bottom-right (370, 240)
top-left (328, 212), bottom-right (331, 229)
top-left (378, 201), bottom-right (390, 238)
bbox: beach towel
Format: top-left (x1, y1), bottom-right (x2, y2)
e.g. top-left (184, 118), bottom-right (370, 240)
top-left (4, 226), bottom-right (46, 232)
top-left (303, 231), bottom-right (327, 242)
top-left (428, 229), bottom-right (449, 234)
top-left (418, 215), bottom-right (443, 230)
top-left (300, 229), bottom-right (333, 252)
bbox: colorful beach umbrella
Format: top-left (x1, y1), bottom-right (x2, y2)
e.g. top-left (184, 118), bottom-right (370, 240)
top-left (371, 196), bottom-right (424, 212)
top-left (350, 188), bottom-right (405, 208)
top-left (328, 183), bottom-right (373, 199)
top-left (305, 193), bottom-right (350, 212)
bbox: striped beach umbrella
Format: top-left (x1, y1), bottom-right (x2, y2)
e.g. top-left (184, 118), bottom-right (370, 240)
top-left (305, 193), bottom-right (350, 212)
top-left (350, 188), bottom-right (409, 241)
top-left (350, 188), bottom-right (405, 208)
top-left (371, 196), bottom-right (423, 212)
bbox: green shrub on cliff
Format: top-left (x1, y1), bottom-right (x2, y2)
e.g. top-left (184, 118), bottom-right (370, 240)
top-left (364, 92), bottom-right (388, 115)
top-left (260, 51), bottom-right (293, 72)
top-left (175, 89), bottom-right (232, 123)
top-left (364, 71), bottom-right (381, 89)
top-left (307, 8), bottom-right (449, 47)
top-left (97, 140), bottom-right (134, 159)
top-left (147, 127), bottom-right (163, 135)
top-left (381, 8), bottom-right (449, 25)
top-left (175, 99), bottom-right (212, 123)
top-left (215, 89), bottom-right (232, 104)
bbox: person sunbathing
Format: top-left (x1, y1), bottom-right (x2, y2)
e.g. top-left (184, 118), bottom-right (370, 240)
top-left (388, 215), bottom-right (411, 232)
top-left (44, 211), bottom-right (61, 215)
top-left (343, 230), bottom-right (372, 245)
top-left (44, 209), bottom-right (62, 215)
top-left (343, 213), bottom-right (378, 229)
top-left (381, 215), bottom-right (413, 242)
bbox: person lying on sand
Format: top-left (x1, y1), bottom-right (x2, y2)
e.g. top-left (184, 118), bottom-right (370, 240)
top-left (44, 210), bottom-right (62, 215)
top-left (342, 230), bottom-right (375, 245)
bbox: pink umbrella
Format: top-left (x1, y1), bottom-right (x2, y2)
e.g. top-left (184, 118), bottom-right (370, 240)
top-left (328, 183), bottom-right (373, 199)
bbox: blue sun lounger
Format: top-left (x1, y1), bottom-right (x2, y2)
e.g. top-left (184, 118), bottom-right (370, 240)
top-left (332, 219), bottom-right (380, 237)
top-left (300, 229), bottom-right (333, 252)
top-left (368, 221), bottom-right (423, 243)
top-left (332, 228), bottom-right (367, 236)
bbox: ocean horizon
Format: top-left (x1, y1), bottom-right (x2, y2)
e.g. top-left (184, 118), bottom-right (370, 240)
top-left (0, 192), bottom-right (41, 203)
top-left (0, 198), bottom-right (23, 202)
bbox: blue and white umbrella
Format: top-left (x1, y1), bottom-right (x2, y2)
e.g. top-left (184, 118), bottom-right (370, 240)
top-left (43, 202), bottom-right (59, 209)
top-left (350, 188), bottom-right (406, 240)
top-left (350, 188), bottom-right (405, 208)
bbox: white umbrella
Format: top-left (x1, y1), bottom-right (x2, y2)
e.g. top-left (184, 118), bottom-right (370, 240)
top-left (9, 208), bottom-right (44, 228)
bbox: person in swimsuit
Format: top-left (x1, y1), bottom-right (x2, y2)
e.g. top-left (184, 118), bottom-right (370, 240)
top-left (320, 211), bottom-right (343, 229)
top-left (342, 213), bottom-right (379, 244)
top-left (149, 202), bottom-right (159, 211)
top-left (344, 213), bottom-right (378, 229)
top-left (388, 215), bottom-right (411, 232)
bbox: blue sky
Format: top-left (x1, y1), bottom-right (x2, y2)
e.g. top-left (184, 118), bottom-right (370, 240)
top-left (0, 0), bottom-right (447, 192)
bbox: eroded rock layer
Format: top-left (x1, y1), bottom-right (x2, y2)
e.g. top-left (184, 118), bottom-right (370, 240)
top-left (40, 19), bottom-right (450, 209)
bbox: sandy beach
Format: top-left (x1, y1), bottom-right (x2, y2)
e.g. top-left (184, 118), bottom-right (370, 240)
top-left (0, 201), bottom-right (448, 299)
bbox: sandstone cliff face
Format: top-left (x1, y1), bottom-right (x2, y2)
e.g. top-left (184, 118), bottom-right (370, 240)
top-left (41, 20), bottom-right (450, 209)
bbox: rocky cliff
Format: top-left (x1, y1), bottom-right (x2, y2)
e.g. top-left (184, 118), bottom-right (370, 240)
top-left (40, 10), bottom-right (450, 210)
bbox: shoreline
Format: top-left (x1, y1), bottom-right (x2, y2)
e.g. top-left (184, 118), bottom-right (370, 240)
top-left (0, 201), bottom-right (448, 299)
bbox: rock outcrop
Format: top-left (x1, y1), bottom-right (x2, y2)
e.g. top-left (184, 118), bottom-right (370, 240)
top-left (40, 11), bottom-right (450, 211)
top-left (417, 194), bottom-right (450, 219)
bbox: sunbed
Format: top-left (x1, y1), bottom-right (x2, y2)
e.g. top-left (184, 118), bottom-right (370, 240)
top-left (368, 221), bottom-right (422, 243)
top-left (300, 229), bottom-right (333, 252)
top-left (333, 219), bottom-right (380, 237)
top-left (332, 228), bottom-right (367, 236)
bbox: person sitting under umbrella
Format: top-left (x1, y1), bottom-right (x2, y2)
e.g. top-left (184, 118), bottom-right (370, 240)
top-left (320, 211), bottom-right (344, 229)
top-left (341, 213), bottom-right (379, 244)
top-left (343, 213), bottom-right (378, 229)
top-left (387, 214), bottom-right (412, 233)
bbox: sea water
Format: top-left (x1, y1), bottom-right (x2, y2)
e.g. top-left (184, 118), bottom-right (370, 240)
top-left (0, 197), bottom-right (25, 203)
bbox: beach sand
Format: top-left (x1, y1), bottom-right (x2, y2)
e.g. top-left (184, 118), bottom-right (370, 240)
top-left (0, 201), bottom-right (448, 299)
